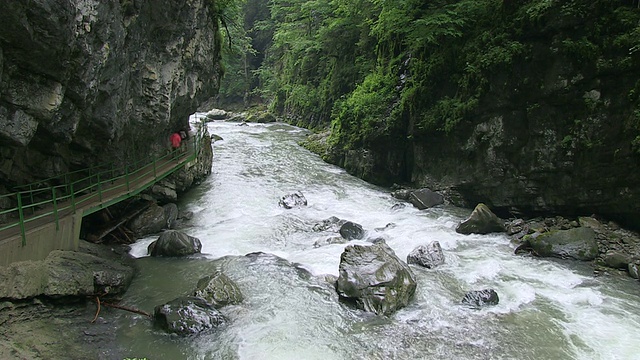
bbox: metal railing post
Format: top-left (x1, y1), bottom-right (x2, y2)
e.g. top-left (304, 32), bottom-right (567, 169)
top-left (97, 173), bottom-right (103, 203)
top-left (70, 182), bottom-right (76, 212)
top-left (17, 193), bottom-right (26, 246)
top-left (28, 185), bottom-right (35, 215)
top-left (64, 174), bottom-right (70, 196)
top-left (125, 165), bottom-right (130, 191)
top-left (52, 187), bottom-right (59, 230)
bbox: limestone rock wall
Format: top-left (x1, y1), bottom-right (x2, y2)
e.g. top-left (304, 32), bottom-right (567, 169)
top-left (0, 0), bottom-right (221, 188)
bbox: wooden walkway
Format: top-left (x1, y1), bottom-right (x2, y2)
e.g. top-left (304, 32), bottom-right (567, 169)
top-left (0, 144), bottom-right (197, 266)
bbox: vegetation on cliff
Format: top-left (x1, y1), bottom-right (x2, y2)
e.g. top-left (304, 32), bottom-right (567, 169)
top-left (219, 0), bottom-right (640, 227)
top-left (225, 0), bottom-right (640, 148)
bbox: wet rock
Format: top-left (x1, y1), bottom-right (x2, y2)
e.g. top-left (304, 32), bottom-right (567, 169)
top-left (278, 191), bottom-right (307, 209)
top-left (192, 272), bottom-right (243, 308)
top-left (180, 210), bottom-right (194, 221)
top-left (163, 203), bottom-right (179, 229)
top-left (391, 189), bottom-right (411, 201)
top-left (506, 219), bottom-right (526, 236)
top-left (336, 243), bottom-right (417, 315)
top-left (128, 202), bottom-right (167, 237)
top-left (602, 251), bottom-right (630, 270)
top-left (527, 227), bottom-right (597, 261)
top-left (148, 230), bottom-right (202, 257)
top-left (456, 203), bottom-right (506, 235)
top-left (407, 242), bottom-right (445, 269)
top-left (367, 237), bottom-right (388, 245)
top-left (150, 181), bottom-right (178, 203)
top-left (391, 203), bottom-right (406, 211)
top-left (154, 296), bottom-right (226, 336)
top-left (408, 188), bottom-right (444, 210)
top-left (461, 289), bottom-right (499, 307)
top-left (339, 221), bottom-right (365, 240)
top-left (374, 223), bottom-right (396, 232)
top-left (313, 236), bottom-right (347, 248)
top-left (312, 216), bottom-right (346, 232)
top-left (211, 133), bottom-right (224, 142)
top-left (629, 263), bottom-right (640, 279)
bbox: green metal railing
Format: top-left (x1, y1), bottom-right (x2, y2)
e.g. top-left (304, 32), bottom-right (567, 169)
top-left (0, 121), bottom-right (207, 246)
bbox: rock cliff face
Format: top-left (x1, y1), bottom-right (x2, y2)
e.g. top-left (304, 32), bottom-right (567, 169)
top-left (0, 0), bottom-right (222, 189)
top-left (328, 3), bottom-right (640, 229)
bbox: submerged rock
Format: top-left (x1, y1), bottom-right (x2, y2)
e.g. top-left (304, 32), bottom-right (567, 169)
top-left (312, 216), bottom-right (346, 232)
top-left (336, 243), bottom-right (417, 315)
top-left (278, 191), bottom-right (308, 209)
top-left (192, 272), bottom-right (243, 308)
top-left (456, 203), bottom-right (506, 235)
top-left (339, 221), bottom-right (365, 240)
top-left (461, 289), bottom-right (499, 307)
top-left (154, 296), bottom-right (226, 336)
top-left (407, 242), bottom-right (445, 269)
top-left (148, 230), bottom-right (202, 257)
top-left (313, 236), bottom-right (348, 248)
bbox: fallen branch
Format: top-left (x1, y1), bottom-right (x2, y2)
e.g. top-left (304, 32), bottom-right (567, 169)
top-left (91, 296), bottom-right (101, 323)
top-left (102, 301), bottom-right (152, 318)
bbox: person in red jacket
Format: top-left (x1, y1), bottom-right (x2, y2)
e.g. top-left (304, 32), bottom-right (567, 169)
top-left (170, 132), bottom-right (182, 153)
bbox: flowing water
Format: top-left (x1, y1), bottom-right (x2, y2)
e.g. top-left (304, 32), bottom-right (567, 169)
top-left (117, 117), bottom-right (640, 360)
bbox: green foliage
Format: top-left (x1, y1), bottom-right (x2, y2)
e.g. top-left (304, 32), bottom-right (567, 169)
top-left (227, 0), bottom-right (640, 157)
top-left (329, 70), bottom-right (396, 148)
top-left (522, 0), bottom-right (556, 22)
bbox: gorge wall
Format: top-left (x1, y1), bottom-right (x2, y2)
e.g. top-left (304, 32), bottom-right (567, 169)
top-left (0, 0), bottom-right (222, 192)
top-left (339, 2), bottom-right (640, 228)
top-left (249, 0), bottom-right (640, 229)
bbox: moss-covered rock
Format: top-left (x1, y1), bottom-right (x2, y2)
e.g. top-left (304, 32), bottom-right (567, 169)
top-left (192, 272), bottom-right (243, 308)
top-left (528, 227), bottom-right (598, 261)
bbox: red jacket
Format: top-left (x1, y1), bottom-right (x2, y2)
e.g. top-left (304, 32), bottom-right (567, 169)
top-left (170, 133), bottom-right (182, 148)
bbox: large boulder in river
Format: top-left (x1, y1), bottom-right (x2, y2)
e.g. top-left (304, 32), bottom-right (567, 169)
top-left (148, 230), bottom-right (202, 257)
top-left (278, 191), bottom-right (307, 209)
top-left (0, 241), bottom-right (134, 300)
top-left (461, 289), bottom-right (499, 307)
top-left (154, 296), bottom-right (226, 336)
top-left (527, 227), bottom-right (598, 261)
top-left (408, 188), bottom-right (444, 210)
top-left (456, 203), bottom-right (506, 235)
top-left (192, 272), bottom-right (243, 308)
top-left (339, 221), bottom-right (365, 240)
top-left (336, 243), bottom-right (417, 315)
top-left (407, 242), bottom-right (445, 269)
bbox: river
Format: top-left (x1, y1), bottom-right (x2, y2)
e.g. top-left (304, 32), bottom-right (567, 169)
top-left (118, 118), bottom-right (640, 359)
